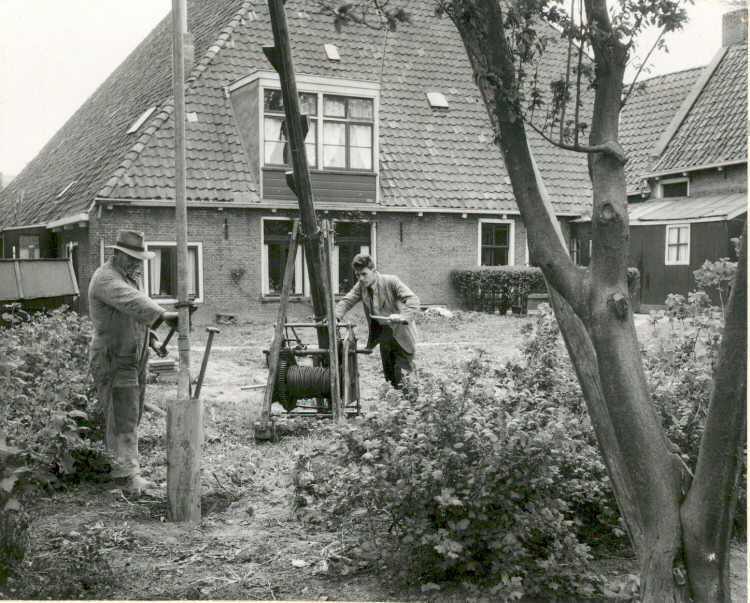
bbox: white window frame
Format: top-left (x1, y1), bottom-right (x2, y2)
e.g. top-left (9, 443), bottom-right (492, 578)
top-left (664, 224), bottom-right (691, 266)
top-left (261, 217), bottom-right (305, 296)
top-left (142, 242), bottom-right (204, 304)
top-left (656, 176), bottom-right (689, 199)
top-left (477, 218), bottom-right (515, 266)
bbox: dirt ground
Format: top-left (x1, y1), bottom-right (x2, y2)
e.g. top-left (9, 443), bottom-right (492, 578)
top-left (7, 311), bottom-right (748, 602)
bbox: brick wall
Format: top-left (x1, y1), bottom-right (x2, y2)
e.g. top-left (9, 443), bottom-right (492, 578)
top-left (82, 205), bottom-right (532, 318)
top-left (688, 164), bottom-right (747, 197)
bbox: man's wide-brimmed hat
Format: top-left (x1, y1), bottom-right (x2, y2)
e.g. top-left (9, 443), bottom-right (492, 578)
top-left (108, 229), bottom-right (155, 260)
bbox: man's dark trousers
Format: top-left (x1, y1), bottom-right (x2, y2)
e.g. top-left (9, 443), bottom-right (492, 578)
top-left (376, 326), bottom-right (416, 389)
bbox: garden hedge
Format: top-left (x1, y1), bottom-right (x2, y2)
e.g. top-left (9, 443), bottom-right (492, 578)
top-left (451, 266), bottom-right (641, 314)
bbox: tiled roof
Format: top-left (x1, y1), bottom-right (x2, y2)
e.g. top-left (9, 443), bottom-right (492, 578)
top-left (619, 67), bottom-right (703, 194)
top-left (653, 44), bottom-right (748, 173)
top-left (0, 0), bottom-right (594, 229)
top-left (629, 192), bottom-right (747, 222)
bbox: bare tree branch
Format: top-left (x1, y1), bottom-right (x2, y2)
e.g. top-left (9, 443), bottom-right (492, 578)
top-left (525, 119), bottom-right (628, 162)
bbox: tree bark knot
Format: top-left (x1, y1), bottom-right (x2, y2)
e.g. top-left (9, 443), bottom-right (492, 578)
top-left (595, 139), bottom-right (628, 164)
top-left (597, 203), bottom-right (619, 225)
top-left (608, 292), bottom-right (628, 319)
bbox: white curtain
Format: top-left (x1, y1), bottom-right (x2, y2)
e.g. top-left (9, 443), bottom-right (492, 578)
top-left (149, 249), bottom-right (161, 296)
top-left (188, 247), bottom-right (197, 297)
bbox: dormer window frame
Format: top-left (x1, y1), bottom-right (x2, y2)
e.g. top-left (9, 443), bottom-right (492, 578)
top-left (656, 176), bottom-right (690, 199)
top-left (229, 71), bottom-right (380, 178)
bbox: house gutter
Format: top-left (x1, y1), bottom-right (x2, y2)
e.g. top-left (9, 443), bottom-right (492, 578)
top-left (645, 158), bottom-right (747, 179)
top-left (93, 197), bottom-right (583, 218)
top-left (46, 213), bottom-right (89, 230)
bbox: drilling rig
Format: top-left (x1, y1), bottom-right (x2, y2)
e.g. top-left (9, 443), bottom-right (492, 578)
top-left (253, 0), bottom-right (371, 440)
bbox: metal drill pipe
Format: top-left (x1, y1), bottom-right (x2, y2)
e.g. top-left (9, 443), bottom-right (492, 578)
top-left (266, 0), bottom-right (328, 349)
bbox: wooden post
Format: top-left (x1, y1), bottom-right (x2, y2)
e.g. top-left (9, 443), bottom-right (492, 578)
top-left (255, 221), bottom-right (300, 439)
top-left (167, 0), bottom-right (201, 521)
top-left (321, 221), bottom-right (342, 420)
top-left (166, 398), bottom-right (202, 522)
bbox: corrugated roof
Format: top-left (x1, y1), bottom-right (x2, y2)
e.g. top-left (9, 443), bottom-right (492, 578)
top-left (0, 0), bottom-right (593, 229)
top-left (628, 192), bottom-right (747, 222)
top-left (619, 67), bottom-right (704, 194)
top-left (0, 259), bottom-right (79, 301)
top-left (652, 44), bottom-right (748, 173)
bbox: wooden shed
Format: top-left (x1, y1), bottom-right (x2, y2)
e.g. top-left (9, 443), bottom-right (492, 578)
top-left (627, 193), bottom-right (746, 310)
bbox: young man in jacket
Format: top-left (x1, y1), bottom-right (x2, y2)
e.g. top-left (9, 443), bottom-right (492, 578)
top-left (335, 253), bottom-right (419, 390)
top-left (88, 229), bottom-right (179, 494)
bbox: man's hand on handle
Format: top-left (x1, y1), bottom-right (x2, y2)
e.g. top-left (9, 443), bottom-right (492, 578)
top-left (162, 311), bottom-right (179, 329)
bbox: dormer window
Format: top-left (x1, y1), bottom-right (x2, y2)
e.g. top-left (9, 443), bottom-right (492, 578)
top-left (262, 88), bottom-right (374, 173)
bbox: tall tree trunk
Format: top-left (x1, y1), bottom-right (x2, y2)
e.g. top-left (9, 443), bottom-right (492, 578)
top-left (681, 224), bottom-right (747, 602)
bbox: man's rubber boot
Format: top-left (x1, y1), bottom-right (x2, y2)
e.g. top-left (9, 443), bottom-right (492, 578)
top-left (116, 475), bottom-right (158, 494)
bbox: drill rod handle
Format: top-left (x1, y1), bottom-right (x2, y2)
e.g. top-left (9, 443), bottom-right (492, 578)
top-left (371, 315), bottom-right (410, 325)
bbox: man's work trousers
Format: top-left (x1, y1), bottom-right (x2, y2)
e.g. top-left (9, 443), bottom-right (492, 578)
top-left (378, 332), bottom-right (417, 390)
top-left (92, 350), bottom-right (148, 479)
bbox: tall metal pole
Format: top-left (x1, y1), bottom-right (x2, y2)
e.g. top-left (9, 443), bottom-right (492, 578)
top-left (167, 0), bottom-right (202, 522)
top-left (173, 0), bottom-right (191, 396)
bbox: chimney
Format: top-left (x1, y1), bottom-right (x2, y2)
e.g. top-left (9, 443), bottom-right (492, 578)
top-left (722, 9), bottom-right (748, 47)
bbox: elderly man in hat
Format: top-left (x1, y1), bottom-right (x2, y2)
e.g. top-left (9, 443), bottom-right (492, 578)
top-left (335, 253), bottom-right (420, 390)
top-left (88, 229), bottom-right (179, 493)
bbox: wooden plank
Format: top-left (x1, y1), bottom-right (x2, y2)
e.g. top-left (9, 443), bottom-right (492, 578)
top-left (167, 397), bottom-right (203, 522)
top-left (258, 221), bottom-right (300, 433)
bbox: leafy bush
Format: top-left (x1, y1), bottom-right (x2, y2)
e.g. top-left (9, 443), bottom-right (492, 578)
top-left (0, 308), bottom-right (102, 579)
top-left (451, 266), bottom-right (546, 314)
top-left (451, 266), bottom-right (640, 314)
top-left (295, 310), bottom-right (613, 600)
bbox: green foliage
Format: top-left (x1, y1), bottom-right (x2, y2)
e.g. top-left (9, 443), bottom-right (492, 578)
top-left (648, 284), bottom-right (746, 536)
top-left (0, 308), bottom-right (103, 578)
top-left (295, 309), bottom-right (615, 600)
top-left (693, 256), bottom-right (737, 311)
top-left (451, 266), bottom-right (546, 314)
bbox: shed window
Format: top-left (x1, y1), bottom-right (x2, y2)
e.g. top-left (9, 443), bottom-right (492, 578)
top-left (570, 236), bottom-right (581, 265)
top-left (480, 222), bottom-right (511, 266)
top-left (18, 235), bottom-right (40, 259)
top-left (665, 225), bottom-right (690, 265)
top-left (144, 243), bottom-right (203, 302)
top-left (263, 219), bottom-right (306, 295)
top-left (658, 178), bottom-right (689, 198)
top-left (333, 222), bottom-right (371, 294)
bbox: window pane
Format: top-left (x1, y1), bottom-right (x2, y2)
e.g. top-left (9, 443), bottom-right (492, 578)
top-left (493, 248), bottom-right (508, 266)
top-left (300, 93), bottom-right (317, 116)
top-left (264, 89), bottom-right (284, 112)
top-left (481, 248), bottom-right (493, 266)
top-left (350, 146), bottom-right (372, 170)
top-left (323, 122), bottom-right (346, 145)
top-left (662, 181), bottom-right (688, 198)
top-left (265, 220), bottom-right (293, 239)
top-left (18, 235), bottom-right (39, 259)
top-left (323, 121), bottom-right (346, 168)
top-left (349, 124), bottom-right (372, 170)
top-left (481, 224), bottom-right (493, 245)
top-left (493, 225), bottom-right (509, 247)
top-left (323, 95), bottom-right (346, 117)
top-left (677, 226), bottom-right (688, 244)
top-left (335, 221), bottom-right (370, 239)
top-left (264, 117), bottom-right (287, 164)
top-left (667, 245), bottom-right (678, 262)
top-left (349, 98), bottom-right (373, 120)
top-left (667, 227), bottom-right (678, 244)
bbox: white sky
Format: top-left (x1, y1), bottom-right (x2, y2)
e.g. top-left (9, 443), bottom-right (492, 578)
top-left (0, 0), bottom-right (741, 178)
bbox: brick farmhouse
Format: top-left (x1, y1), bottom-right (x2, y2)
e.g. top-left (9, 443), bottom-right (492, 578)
top-left (0, 0), bottom-right (744, 317)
